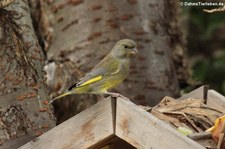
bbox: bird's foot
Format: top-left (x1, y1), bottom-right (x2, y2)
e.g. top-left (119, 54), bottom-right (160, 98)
top-left (106, 92), bottom-right (130, 100)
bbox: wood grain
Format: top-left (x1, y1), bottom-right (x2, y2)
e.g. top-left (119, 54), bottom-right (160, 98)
top-left (178, 86), bottom-right (208, 101)
top-left (207, 89), bottom-right (225, 113)
top-left (20, 97), bottom-right (207, 149)
top-left (19, 98), bottom-right (114, 149)
top-left (115, 98), bottom-right (205, 149)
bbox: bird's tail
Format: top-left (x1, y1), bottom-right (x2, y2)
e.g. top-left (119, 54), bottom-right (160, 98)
top-left (49, 91), bottom-right (72, 104)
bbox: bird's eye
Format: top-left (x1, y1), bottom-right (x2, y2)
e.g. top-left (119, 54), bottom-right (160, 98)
top-left (124, 45), bottom-right (129, 48)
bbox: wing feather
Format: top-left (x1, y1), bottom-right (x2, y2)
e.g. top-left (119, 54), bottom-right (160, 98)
top-left (79, 75), bottom-right (102, 86)
top-left (67, 54), bottom-right (120, 91)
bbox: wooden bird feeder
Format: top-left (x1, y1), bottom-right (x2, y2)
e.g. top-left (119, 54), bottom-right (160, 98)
top-left (19, 96), bottom-right (207, 149)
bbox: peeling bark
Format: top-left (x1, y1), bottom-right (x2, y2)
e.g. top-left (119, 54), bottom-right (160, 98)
top-left (0, 0), bottom-right (15, 8)
top-left (0, 0), bottom-right (55, 148)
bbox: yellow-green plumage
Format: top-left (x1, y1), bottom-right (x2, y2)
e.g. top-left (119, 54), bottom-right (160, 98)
top-left (50, 39), bottom-right (137, 103)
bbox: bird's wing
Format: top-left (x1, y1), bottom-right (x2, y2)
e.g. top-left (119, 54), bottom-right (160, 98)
top-left (67, 56), bottom-right (120, 91)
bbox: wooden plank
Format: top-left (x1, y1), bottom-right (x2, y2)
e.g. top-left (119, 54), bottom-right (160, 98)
top-left (97, 136), bottom-right (136, 149)
top-left (19, 98), bottom-right (114, 149)
top-left (115, 98), bottom-right (205, 149)
top-left (178, 86), bottom-right (208, 101)
top-left (207, 89), bottom-right (225, 112)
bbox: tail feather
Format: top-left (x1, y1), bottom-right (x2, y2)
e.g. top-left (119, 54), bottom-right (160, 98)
top-left (49, 91), bottom-right (72, 104)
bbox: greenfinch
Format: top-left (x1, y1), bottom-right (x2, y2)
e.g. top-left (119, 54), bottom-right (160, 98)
top-left (50, 39), bottom-right (138, 103)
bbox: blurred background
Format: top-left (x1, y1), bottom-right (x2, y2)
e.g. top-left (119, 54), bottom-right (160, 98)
top-left (180, 0), bottom-right (225, 95)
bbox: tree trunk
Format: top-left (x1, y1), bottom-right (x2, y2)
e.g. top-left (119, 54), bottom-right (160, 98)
top-left (0, 0), bottom-right (55, 148)
top-left (0, 0), bottom-right (184, 147)
top-left (45, 0), bottom-right (180, 108)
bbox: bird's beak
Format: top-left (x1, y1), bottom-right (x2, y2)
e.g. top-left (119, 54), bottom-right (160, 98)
top-left (49, 91), bottom-right (72, 104)
top-left (131, 47), bottom-right (138, 55)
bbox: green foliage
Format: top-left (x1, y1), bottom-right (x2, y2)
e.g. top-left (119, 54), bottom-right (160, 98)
top-left (192, 60), bottom-right (209, 81)
top-left (192, 53), bottom-right (225, 94)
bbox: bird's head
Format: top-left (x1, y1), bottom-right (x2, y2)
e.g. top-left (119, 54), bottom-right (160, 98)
top-left (112, 39), bottom-right (138, 59)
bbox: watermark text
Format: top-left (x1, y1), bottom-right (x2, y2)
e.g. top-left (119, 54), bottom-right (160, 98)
top-left (180, 1), bottom-right (224, 7)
